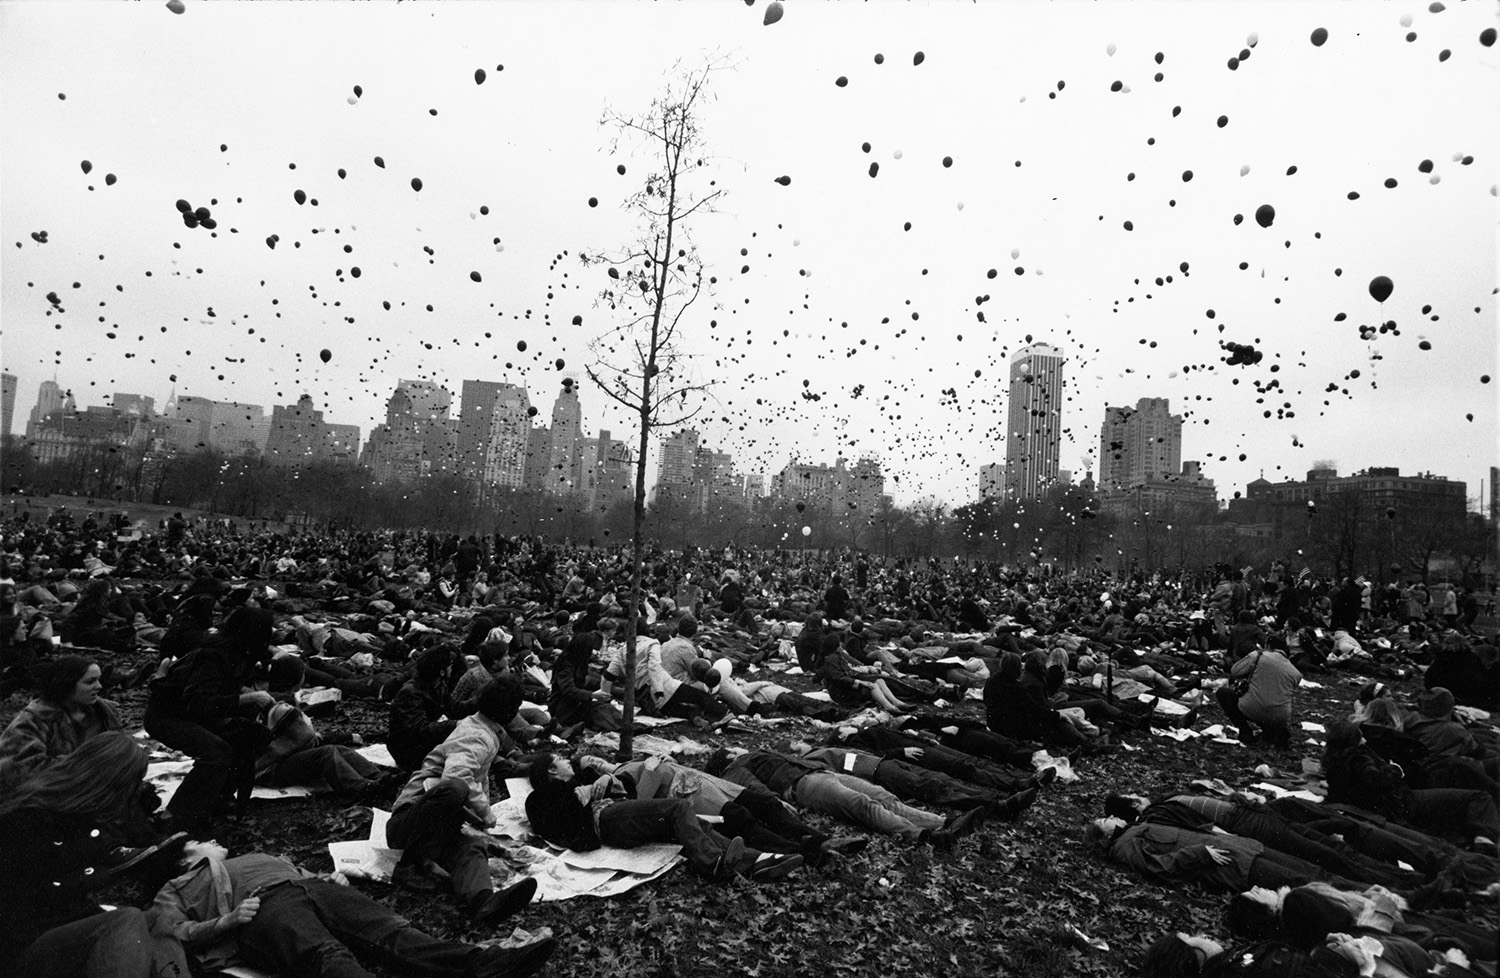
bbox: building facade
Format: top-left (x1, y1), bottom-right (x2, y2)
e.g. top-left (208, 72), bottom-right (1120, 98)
top-left (1004, 342), bottom-right (1065, 500)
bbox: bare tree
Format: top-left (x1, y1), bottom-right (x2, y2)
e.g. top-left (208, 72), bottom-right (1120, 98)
top-left (583, 58), bottom-right (725, 757)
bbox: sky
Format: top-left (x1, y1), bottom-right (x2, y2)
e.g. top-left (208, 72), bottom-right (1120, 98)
top-left (3, 0), bottom-right (1497, 510)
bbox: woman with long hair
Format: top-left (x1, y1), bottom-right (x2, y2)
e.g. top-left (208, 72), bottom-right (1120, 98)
top-left (0, 732), bottom-right (187, 978)
top-left (0, 654), bottom-right (123, 791)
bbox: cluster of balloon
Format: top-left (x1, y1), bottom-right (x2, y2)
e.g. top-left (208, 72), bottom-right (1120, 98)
top-left (319, 349), bottom-right (332, 364)
top-left (762, 0), bottom-right (783, 26)
top-left (1221, 341), bottom-right (1263, 366)
top-left (29, 230), bottom-right (48, 244)
top-left (174, 199), bottom-right (216, 230)
top-left (1368, 275), bottom-right (1394, 303)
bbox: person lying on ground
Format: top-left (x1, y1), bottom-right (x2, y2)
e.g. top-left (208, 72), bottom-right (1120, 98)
top-left (828, 721), bottom-right (1055, 794)
top-left (788, 740), bottom-right (1040, 818)
top-left (1138, 932), bottom-right (1354, 978)
top-left (706, 747), bottom-right (984, 850)
top-left (524, 752), bottom-right (802, 883)
top-left (148, 838), bottom-right (552, 978)
top-left (736, 678), bottom-right (847, 721)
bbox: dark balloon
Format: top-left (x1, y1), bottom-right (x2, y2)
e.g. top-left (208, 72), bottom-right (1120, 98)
top-left (913, 51), bottom-right (925, 66)
top-left (1368, 275), bottom-right (1393, 302)
top-left (265, 235), bottom-right (278, 249)
top-left (1482, 27), bottom-right (1497, 46)
top-left (555, 359), bottom-right (565, 370)
top-left (763, 0), bottom-right (783, 25)
top-left (320, 348), bottom-right (331, 363)
top-left (80, 160), bottom-right (92, 174)
top-left (166, 0), bottom-right (184, 12)
top-left (1181, 170), bottom-right (1193, 182)
top-left (874, 53), bottom-right (884, 64)
top-left (1310, 27), bottom-right (1328, 46)
top-left (337, 168), bottom-right (346, 179)
top-left (1418, 340), bottom-right (1432, 351)
top-left (470, 271), bottom-right (482, 282)
top-left (868, 162), bottom-right (879, 178)
top-left (104, 173), bottom-right (116, 186)
top-left (571, 314), bottom-right (583, 325)
top-left (1254, 204), bottom-right (1275, 228)
top-left (835, 76), bottom-right (848, 87)
top-left (373, 156), bottom-right (384, 168)
top-left (617, 164), bottom-right (626, 175)
top-left (588, 197), bottom-right (598, 207)
top-left (774, 175), bottom-right (791, 186)
top-left (294, 189), bottom-right (307, 205)
top-left (475, 68), bottom-right (486, 85)
top-left (517, 340), bottom-right (527, 352)
top-left (175, 199), bottom-right (192, 213)
top-left (411, 177), bottom-right (423, 191)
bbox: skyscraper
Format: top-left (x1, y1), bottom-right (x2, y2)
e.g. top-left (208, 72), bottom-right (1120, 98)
top-left (1099, 397), bottom-right (1183, 492)
top-left (26, 380), bottom-right (67, 438)
top-left (656, 429), bottom-right (701, 491)
top-left (0, 372), bottom-right (16, 438)
top-left (480, 384), bottom-right (532, 490)
top-left (457, 380), bottom-right (508, 484)
top-left (545, 380), bottom-right (583, 493)
top-left (1004, 342), bottom-right (1065, 500)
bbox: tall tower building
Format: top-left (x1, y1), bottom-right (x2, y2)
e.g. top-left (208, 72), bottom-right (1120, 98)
top-left (545, 380), bottom-right (583, 493)
top-left (657, 429), bottom-right (700, 490)
top-left (1099, 397), bottom-right (1183, 492)
top-left (26, 380), bottom-right (67, 438)
top-left (458, 380), bottom-right (507, 484)
top-left (480, 384), bottom-right (532, 490)
top-left (0, 372), bottom-right (16, 438)
top-left (979, 463), bottom-right (1006, 501)
top-left (1004, 342), bottom-right (1065, 500)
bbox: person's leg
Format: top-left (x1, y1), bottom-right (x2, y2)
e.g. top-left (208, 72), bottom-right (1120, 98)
top-left (597, 798), bottom-right (732, 877)
top-left (666, 684), bottom-right (728, 722)
top-left (1407, 788), bottom-right (1500, 841)
top-left (874, 759), bottom-right (999, 808)
top-left (384, 779), bottom-right (489, 902)
top-left (792, 772), bottom-right (927, 840)
top-left (1231, 812), bottom-right (1413, 888)
top-left (17, 908), bottom-right (154, 978)
top-left (718, 800), bottom-right (802, 855)
top-left (291, 879), bottom-right (482, 976)
top-left (830, 772), bottom-right (947, 831)
top-left (238, 882), bottom-right (374, 978)
top-left (263, 746), bottom-right (380, 793)
top-left (1214, 687), bottom-right (1252, 735)
top-left (145, 713), bottom-right (233, 823)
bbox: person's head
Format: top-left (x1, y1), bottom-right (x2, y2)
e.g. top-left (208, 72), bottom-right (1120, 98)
top-left (220, 605), bottom-right (274, 660)
top-left (1139, 933), bottom-right (1225, 978)
top-left (1023, 648), bottom-right (1048, 677)
top-left (1355, 681), bottom-right (1388, 707)
top-left (476, 676), bottom-right (523, 725)
top-left (1416, 687), bottom-right (1456, 721)
top-left (173, 593), bottom-right (217, 629)
top-left (463, 616), bottom-right (498, 653)
top-left (1103, 793), bottom-right (1150, 822)
top-left (0, 729), bottom-right (148, 820)
top-left (528, 751), bottom-right (573, 788)
top-left (565, 631), bottom-right (596, 663)
top-left (415, 644), bottom-right (453, 684)
top-left (677, 616), bottom-right (698, 639)
top-left (1225, 888), bottom-right (1286, 941)
top-left (1281, 886), bottom-right (1356, 950)
top-left (1324, 719), bottom-right (1363, 755)
top-left (40, 654), bottom-right (102, 707)
top-left (1362, 697), bottom-right (1404, 731)
top-left (1077, 654), bottom-right (1098, 676)
top-left (267, 651), bottom-right (307, 693)
top-left (997, 651), bottom-right (1023, 681)
top-left (1082, 816), bottom-right (1127, 852)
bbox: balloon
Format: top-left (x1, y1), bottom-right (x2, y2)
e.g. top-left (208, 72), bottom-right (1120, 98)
top-left (801, 526), bottom-right (811, 536)
top-left (868, 162), bottom-right (879, 178)
top-left (1106, 42), bottom-right (1116, 56)
top-left (411, 177), bottom-right (423, 192)
top-left (475, 68), bottom-right (486, 85)
top-left (942, 156), bottom-right (953, 167)
top-left (1254, 204), bottom-right (1275, 228)
top-left (588, 197), bottom-right (598, 207)
top-left (1368, 276), bottom-right (1393, 302)
top-left (265, 234), bottom-right (278, 249)
top-left (80, 160), bottom-right (92, 174)
top-left (175, 198), bottom-right (192, 213)
top-left (166, 0), bottom-right (184, 12)
top-left (874, 53), bottom-right (884, 64)
top-left (836, 76), bottom-right (849, 88)
top-left (913, 51), bottom-right (925, 65)
top-left (555, 358), bottom-right (565, 370)
top-left (1310, 27), bottom-right (1328, 46)
top-left (470, 271), bottom-right (482, 282)
top-left (373, 155), bottom-right (384, 168)
top-left (1010, 248), bottom-right (1020, 259)
top-left (517, 340), bottom-right (527, 352)
top-left (1240, 165), bottom-right (1250, 176)
top-left (616, 164), bottom-right (626, 175)
top-left (104, 173), bottom-right (116, 186)
top-left (319, 348), bottom-right (331, 363)
top-left (294, 189), bottom-right (306, 205)
top-left (1483, 27), bottom-right (1497, 47)
top-left (337, 168), bottom-right (347, 179)
top-left (763, 1), bottom-right (783, 25)
top-left (774, 175), bottom-right (791, 186)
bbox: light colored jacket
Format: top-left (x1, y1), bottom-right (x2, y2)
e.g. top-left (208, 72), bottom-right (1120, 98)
top-left (393, 712), bottom-right (509, 823)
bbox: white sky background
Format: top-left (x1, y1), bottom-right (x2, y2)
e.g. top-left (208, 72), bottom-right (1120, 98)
top-left (2, 0), bottom-right (1497, 509)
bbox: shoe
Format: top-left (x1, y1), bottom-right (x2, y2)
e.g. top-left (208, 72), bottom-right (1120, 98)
top-left (943, 806), bottom-right (986, 839)
top-left (392, 860), bottom-right (439, 893)
top-left (1238, 727), bottom-right (1260, 746)
top-left (820, 835), bottom-right (868, 857)
top-left (747, 851), bottom-right (804, 882)
top-left (1032, 766), bottom-right (1059, 788)
top-left (473, 937), bottom-right (557, 978)
top-left (712, 836), bottom-right (747, 881)
top-left (993, 787), bottom-right (1038, 821)
top-left (470, 877), bottom-right (539, 926)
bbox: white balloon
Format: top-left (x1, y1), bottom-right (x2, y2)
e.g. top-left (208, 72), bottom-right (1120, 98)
top-left (1240, 165), bottom-right (1251, 176)
top-left (1400, 13), bottom-right (1412, 26)
top-left (801, 526), bottom-right (811, 536)
top-left (1106, 42), bottom-right (1117, 55)
top-left (956, 201), bottom-right (964, 211)
top-left (1011, 248), bottom-right (1020, 260)
top-left (893, 149), bottom-right (903, 160)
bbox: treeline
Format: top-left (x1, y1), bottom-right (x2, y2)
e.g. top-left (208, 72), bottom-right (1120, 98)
top-left (3, 439), bottom-right (1493, 584)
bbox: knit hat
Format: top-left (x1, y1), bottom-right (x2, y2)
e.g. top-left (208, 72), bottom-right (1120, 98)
top-left (1417, 687), bottom-right (1456, 720)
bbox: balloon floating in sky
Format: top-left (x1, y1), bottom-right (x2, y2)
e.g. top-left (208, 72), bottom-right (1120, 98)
top-left (1368, 275), bottom-right (1394, 303)
top-left (588, 197), bottom-right (598, 207)
top-left (474, 68), bottom-right (486, 85)
top-left (319, 348), bottom-right (331, 363)
top-left (104, 173), bottom-right (116, 186)
top-left (942, 156), bottom-right (953, 167)
top-left (762, 1), bottom-right (783, 26)
top-left (1254, 204), bottom-right (1275, 228)
top-left (774, 175), bottom-right (791, 186)
top-left (373, 156), bottom-right (384, 168)
top-left (835, 76), bottom-right (849, 88)
top-left (1310, 27), bottom-right (1329, 46)
top-left (801, 526), bottom-right (811, 537)
top-left (874, 53), bottom-right (884, 64)
top-left (913, 51), bottom-right (925, 66)
top-left (411, 177), bottom-right (423, 192)
top-left (80, 160), bottom-right (92, 174)
top-left (469, 271), bottom-right (482, 282)
top-left (265, 234), bottom-right (279, 249)
top-left (1106, 42), bottom-right (1116, 56)
top-left (517, 340), bottom-right (527, 352)
top-left (166, 0), bottom-right (184, 13)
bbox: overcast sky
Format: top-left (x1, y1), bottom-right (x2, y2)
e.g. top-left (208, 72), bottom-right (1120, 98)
top-left (3, 0), bottom-right (1496, 509)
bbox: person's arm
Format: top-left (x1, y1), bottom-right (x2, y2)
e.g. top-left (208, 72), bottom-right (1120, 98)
top-left (0, 708), bottom-right (56, 787)
top-left (149, 876), bottom-right (260, 946)
top-left (390, 684), bottom-right (451, 740)
top-left (439, 727), bottom-right (497, 824)
top-left (1229, 652), bottom-right (1260, 679)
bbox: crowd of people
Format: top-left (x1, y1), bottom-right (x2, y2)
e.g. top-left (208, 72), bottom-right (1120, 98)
top-left (1, 505), bottom-right (1497, 977)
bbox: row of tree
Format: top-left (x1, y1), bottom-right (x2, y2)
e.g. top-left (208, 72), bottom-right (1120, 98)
top-left (5, 435), bottom-right (1492, 585)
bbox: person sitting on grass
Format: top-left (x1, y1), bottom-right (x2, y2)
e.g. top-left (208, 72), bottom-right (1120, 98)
top-left (524, 752), bottom-right (802, 883)
top-left (148, 838), bottom-right (553, 978)
top-left (0, 654), bottom-right (123, 791)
